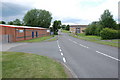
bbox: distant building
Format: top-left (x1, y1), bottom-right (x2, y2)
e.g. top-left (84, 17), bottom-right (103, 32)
top-left (0, 24), bottom-right (50, 43)
top-left (70, 25), bottom-right (88, 34)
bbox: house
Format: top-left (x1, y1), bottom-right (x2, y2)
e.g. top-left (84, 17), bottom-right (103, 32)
top-left (0, 24), bottom-right (50, 43)
top-left (70, 25), bottom-right (88, 34)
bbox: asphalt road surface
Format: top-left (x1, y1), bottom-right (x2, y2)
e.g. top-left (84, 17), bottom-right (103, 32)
top-left (7, 32), bottom-right (119, 78)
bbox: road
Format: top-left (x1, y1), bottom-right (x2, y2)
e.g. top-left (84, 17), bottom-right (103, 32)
top-left (7, 32), bottom-right (119, 78)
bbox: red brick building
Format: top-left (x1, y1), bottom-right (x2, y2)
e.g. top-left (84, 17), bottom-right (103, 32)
top-left (0, 24), bottom-right (50, 43)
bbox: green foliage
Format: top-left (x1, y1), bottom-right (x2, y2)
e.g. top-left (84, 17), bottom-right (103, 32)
top-left (23, 9), bottom-right (52, 28)
top-left (61, 25), bottom-right (66, 30)
top-left (85, 22), bottom-right (98, 35)
top-left (99, 9), bottom-right (117, 29)
top-left (85, 9), bottom-right (117, 40)
top-left (65, 25), bottom-right (70, 31)
top-left (52, 20), bottom-right (61, 35)
top-left (13, 19), bottom-right (22, 25)
top-left (100, 28), bottom-right (118, 39)
top-left (0, 21), bottom-right (6, 24)
top-left (8, 21), bottom-right (13, 25)
top-left (95, 24), bottom-right (103, 36)
top-left (116, 23), bottom-right (120, 30)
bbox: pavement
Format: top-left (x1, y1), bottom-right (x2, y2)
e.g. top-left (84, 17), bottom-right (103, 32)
top-left (6, 32), bottom-right (119, 78)
top-left (0, 42), bottom-right (27, 51)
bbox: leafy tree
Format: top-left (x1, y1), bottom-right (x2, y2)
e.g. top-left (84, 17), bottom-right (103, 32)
top-left (116, 23), bottom-right (120, 30)
top-left (65, 25), bottom-right (70, 31)
top-left (13, 19), bottom-right (22, 25)
top-left (61, 25), bottom-right (66, 30)
top-left (99, 9), bottom-right (117, 29)
top-left (85, 21), bottom-right (98, 35)
top-left (8, 21), bottom-right (13, 25)
top-left (52, 20), bottom-right (62, 35)
top-left (0, 21), bottom-right (6, 24)
top-left (23, 9), bottom-right (52, 28)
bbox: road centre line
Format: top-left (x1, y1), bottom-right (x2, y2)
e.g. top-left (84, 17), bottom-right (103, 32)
top-left (61, 52), bottom-right (63, 56)
top-left (57, 40), bottom-right (66, 63)
top-left (96, 51), bottom-right (120, 61)
top-left (59, 48), bottom-right (62, 52)
top-left (63, 57), bottom-right (66, 63)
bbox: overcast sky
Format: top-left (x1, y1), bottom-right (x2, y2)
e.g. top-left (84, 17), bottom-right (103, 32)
top-left (1, 0), bottom-right (119, 25)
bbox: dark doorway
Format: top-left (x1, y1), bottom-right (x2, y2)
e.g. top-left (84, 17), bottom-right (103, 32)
top-left (36, 31), bottom-right (38, 37)
top-left (32, 32), bottom-right (34, 38)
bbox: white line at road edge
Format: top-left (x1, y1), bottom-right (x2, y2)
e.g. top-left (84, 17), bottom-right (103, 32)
top-left (63, 57), bottom-right (66, 62)
top-left (96, 51), bottom-right (120, 61)
top-left (61, 63), bottom-right (78, 78)
top-left (68, 39), bottom-right (89, 48)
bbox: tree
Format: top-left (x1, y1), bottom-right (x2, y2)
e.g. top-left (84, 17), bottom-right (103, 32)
top-left (52, 20), bottom-right (62, 35)
top-left (61, 25), bottom-right (66, 30)
top-left (65, 25), bottom-right (70, 31)
top-left (99, 9), bottom-right (116, 29)
top-left (85, 21), bottom-right (98, 35)
top-left (8, 21), bottom-right (13, 25)
top-left (13, 19), bottom-right (22, 25)
top-left (0, 21), bottom-right (6, 24)
top-left (23, 9), bottom-right (52, 28)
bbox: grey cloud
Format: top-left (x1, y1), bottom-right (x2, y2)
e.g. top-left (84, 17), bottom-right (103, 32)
top-left (1, 2), bottom-right (31, 17)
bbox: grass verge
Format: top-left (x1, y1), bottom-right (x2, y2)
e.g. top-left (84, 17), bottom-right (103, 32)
top-left (18, 35), bottom-right (54, 43)
top-left (62, 30), bottom-right (70, 33)
top-left (70, 33), bottom-right (119, 47)
top-left (2, 52), bottom-right (68, 78)
top-left (47, 36), bottom-right (58, 42)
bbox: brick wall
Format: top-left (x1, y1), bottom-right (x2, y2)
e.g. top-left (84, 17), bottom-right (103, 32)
top-left (0, 26), bottom-right (50, 42)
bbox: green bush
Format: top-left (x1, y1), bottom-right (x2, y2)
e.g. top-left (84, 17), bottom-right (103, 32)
top-left (100, 28), bottom-right (118, 39)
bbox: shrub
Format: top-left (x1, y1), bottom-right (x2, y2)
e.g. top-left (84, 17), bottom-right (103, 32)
top-left (100, 28), bottom-right (118, 39)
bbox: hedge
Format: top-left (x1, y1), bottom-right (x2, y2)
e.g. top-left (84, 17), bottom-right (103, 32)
top-left (100, 28), bottom-right (118, 39)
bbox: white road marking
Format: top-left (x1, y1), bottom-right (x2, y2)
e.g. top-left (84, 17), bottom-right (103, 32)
top-left (61, 52), bottom-right (63, 56)
top-left (79, 44), bottom-right (89, 48)
top-left (73, 41), bottom-right (77, 44)
top-left (59, 49), bottom-right (62, 52)
top-left (63, 57), bottom-right (66, 62)
top-left (58, 46), bottom-right (60, 49)
top-left (96, 51), bottom-right (120, 61)
top-left (69, 39), bottom-right (89, 49)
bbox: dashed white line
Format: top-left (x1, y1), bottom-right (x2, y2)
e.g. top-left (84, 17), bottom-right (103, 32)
top-left (69, 39), bottom-right (89, 49)
top-left (61, 52), bottom-right (63, 56)
top-left (73, 41), bottom-right (77, 44)
top-left (96, 51), bottom-right (120, 61)
top-left (58, 45), bottom-right (60, 49)
top-left (63, 57), bottom-right (66, 62)
top-left (59, 49), bottom-right (62, 52)
top-left (79, 44), bottom-right (89, 48)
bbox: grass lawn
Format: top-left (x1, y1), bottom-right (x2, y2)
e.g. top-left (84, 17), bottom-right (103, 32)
top-left (70, 33), bottom-right (119, 47)
top-left (18, 35), bottom-right (54, 43)
top-left (2, 52), bottom-right (68, 78)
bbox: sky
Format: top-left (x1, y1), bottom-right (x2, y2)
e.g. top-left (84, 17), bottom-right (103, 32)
top-left (0, 0), bottom-right (119, 25)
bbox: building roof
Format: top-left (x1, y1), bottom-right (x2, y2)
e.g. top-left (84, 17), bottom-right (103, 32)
top-left (70, 25), bottom-right (88, 27)
top-left (0, 24), bottom-right (46, 30)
